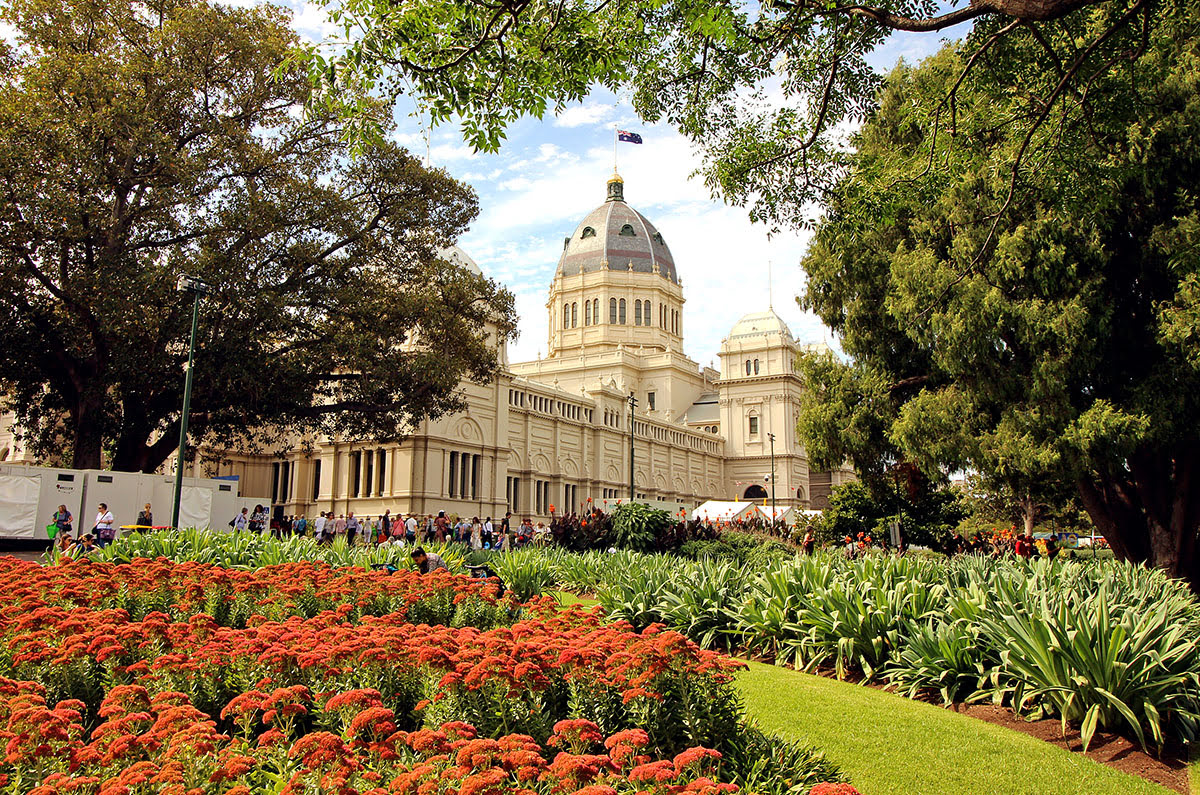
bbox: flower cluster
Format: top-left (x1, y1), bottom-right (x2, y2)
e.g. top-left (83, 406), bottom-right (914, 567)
top-left (0, 558), bottom-right (502, 628)
top-left (0, 678), bottom-right (740, 794)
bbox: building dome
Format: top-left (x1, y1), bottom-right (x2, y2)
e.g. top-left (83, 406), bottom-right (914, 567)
top-left (555, 173), bottom-right (679, 284)
top-left (439, 245), bottom-right (484, 277)
top-left (727, 309), bottom-right (793, 343)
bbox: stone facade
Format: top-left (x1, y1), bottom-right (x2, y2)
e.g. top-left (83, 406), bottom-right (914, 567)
top-left (0, 174), bottom-right (854, 520)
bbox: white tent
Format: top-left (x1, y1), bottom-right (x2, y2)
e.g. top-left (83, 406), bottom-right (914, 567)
top-left (691, 500), bottom-right (757, 523)
top-left (755, 505), bottom-right (796, 524)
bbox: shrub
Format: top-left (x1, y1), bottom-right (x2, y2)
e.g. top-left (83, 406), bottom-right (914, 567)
top-left (610, 503), bottom-right (673, 551)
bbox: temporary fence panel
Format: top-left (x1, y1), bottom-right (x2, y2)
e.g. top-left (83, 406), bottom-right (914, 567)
top-left (209, 481), bottom-right (240, 531)
top-left (79, 470), bottom-right (143, 540)
top-left (0, 473), bottom-right (39, 538)
top-left (0, 464), bottom-right (87, 540)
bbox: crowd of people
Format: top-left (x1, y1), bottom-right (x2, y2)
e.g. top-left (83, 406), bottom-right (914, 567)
top-left (247, 509), bottom-right (556, 551)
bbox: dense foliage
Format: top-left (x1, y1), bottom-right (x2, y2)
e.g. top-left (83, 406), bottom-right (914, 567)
top-left (305, 0), bottom-right (1159, 235)
top-left (0, 557), bottom-right (844, 793)
top-left (0, 0), bottom-right (517, 470)
top-left (813, 479), bottom-right (967, 549)
top-left (796, 27), bottom-right (1200, 588)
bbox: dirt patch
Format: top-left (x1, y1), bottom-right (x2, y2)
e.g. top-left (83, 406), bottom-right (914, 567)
top-left (949, 702), bottom-right (1188, 794)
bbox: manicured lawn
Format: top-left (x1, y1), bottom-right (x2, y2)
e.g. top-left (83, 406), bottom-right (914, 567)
top-left (737, 660), bottom-right (1171, 795)
top-left (547, 589), bottom-right (599, 608)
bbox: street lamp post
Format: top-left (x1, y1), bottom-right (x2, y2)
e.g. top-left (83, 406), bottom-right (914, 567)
top-left (171, 275), bottom-right (214, 530)
top-left (768, 432), bottom-right (777, 530)
top-left (627, 393), bottom-right (638, 502)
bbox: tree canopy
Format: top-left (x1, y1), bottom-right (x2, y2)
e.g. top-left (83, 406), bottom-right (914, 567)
top-left (797, 20), bottom-right (1200, 582)
top-left (305, 0), bottom-right (1168, 227)
top-left (0, 0), bottom-right (517, 472)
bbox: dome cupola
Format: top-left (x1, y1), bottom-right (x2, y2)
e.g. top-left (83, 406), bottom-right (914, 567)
top-left (556, 173), bottom-right (679, 284)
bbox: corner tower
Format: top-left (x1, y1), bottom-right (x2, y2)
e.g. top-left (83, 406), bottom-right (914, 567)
top-left (546, 172), bottom-right (685, 357)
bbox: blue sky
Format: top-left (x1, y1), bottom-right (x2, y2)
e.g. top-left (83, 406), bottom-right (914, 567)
top-left (250, 4), bottom-right (951, 369)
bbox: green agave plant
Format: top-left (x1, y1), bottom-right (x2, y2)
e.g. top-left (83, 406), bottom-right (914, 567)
top-left (977, 576), bottom-right (1200, 751)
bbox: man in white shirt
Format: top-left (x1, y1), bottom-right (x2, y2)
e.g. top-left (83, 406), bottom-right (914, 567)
top-left (313, 511), bottom-right (327, 539)
top-left (94, 503), bottom-right (115, 547)
top-left (404, 513), bottom-right (417, 542)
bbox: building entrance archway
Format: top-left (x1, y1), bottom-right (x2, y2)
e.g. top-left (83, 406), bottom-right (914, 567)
top-left (743, 484), bottom-right (768, 500)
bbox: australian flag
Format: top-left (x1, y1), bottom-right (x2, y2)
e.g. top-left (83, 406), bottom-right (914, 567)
top-left (617, 130), bottom-right (643, 144)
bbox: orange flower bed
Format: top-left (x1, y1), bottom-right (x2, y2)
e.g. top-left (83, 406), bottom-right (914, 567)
top-left (0, 558), bottom-right (757, 794)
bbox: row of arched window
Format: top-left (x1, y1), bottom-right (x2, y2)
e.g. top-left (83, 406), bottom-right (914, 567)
top-left (560, 299), bottom-right (680, 333)
top-left (745, 358), bottom-right (760, 376)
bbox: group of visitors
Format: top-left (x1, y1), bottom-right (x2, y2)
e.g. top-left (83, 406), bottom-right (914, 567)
top-left (944, 530), bottom-right (1056, 559)
top-left (230, 507), bottom-right (551, 551)
top-left (48, 501), bottom-right (119, 552)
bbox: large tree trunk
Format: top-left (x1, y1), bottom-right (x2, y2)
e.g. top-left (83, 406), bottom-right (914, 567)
top-left (1076, 444), bottom-right (1200, 591)
top-left (69, 390), bottom-right (106, 470)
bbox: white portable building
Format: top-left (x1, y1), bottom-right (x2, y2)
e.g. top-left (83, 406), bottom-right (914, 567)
top-left (0, 464), bottom-right (86, 539)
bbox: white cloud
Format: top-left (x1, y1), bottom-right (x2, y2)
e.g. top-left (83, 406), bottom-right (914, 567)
top-left (553, 101), bottom-right (618, 128)
top-left (290, 2), bottom-right (339, 41)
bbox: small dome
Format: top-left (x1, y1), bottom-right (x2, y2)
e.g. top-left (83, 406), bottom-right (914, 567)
top-left (728, 309), bottom-right (793, 342)
top-left (555, 176), bottom-right (678, 284)
top-left (439, 245), bottom-right (483, 277)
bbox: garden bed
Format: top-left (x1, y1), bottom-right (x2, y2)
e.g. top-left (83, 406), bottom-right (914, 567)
top-left (0, 557), bottom-right (843, 794)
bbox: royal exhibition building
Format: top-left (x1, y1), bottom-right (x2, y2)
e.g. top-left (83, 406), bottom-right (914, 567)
top-left (0, 173), bottom-right (853, 521)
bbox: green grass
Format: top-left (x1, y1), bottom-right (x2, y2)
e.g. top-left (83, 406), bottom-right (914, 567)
top-left (737, 660), bottom-right (1172, 795)
top-left (1190, 744), bottom-right (1200, 795)
top-left (547, 590), bottom-right (599, 608)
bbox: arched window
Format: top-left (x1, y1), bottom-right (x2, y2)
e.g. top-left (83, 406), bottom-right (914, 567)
top-left (743, 484), bottom-right (768, 500)
top-left (571, 302), bottom-right (578, 328)
top-left (609, 298), bottom-right (617, 324)
top-left (634, 299), bottom-right (642, 326)
top-left (619, 223), bottom-right (636, 236)
top-left (619, 298), bottom-right (627, 324)
top-left (753, 358), bottom-right (760, 375)
top-left (581, 226), bottom-right (596, 239)
top-left (585, 300), bottom-right (591, 326)
top-left (563, 304), bottom-right (569, 330)
top-left (593, 299), bottom-right (599, 325)
top-left (745, 360), bottom-right (752, 376)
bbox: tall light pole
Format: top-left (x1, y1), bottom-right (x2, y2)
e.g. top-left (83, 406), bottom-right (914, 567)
top-left (172, 274), bottom-right (215, 530)
top-left (627, 392), bottom-right (638, 502)
top-left (768, 432), bottom-right (777, 529)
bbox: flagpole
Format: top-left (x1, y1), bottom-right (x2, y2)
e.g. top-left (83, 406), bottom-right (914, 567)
top-left (613, 126), bottom-right (618, 172)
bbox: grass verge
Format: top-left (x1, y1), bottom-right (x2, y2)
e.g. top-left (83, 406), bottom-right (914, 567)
top-left (736, 660), bottom-right (1171, 795)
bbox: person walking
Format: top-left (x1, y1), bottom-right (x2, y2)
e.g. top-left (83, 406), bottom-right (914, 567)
top-left (294, 514), bottom-right (307, 536)
top-left (345, 512), bottom-right (360, 546)
top-left (313, 511), bottom-right (326, 541)
top-left (404, 513), bottom-right (417, 544)
top-left (93, 503), bottom-right (116, 548)
top-left (482, 516), bottom-right (494, 549)
top-left (470, 516), bottom-right (483, 550)
top-left (333, 513), bottom-right (347, 540)
top-left (249, 504), bottom-right (267, 533)
top-left (232, 507), bottom-right (249, 532)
